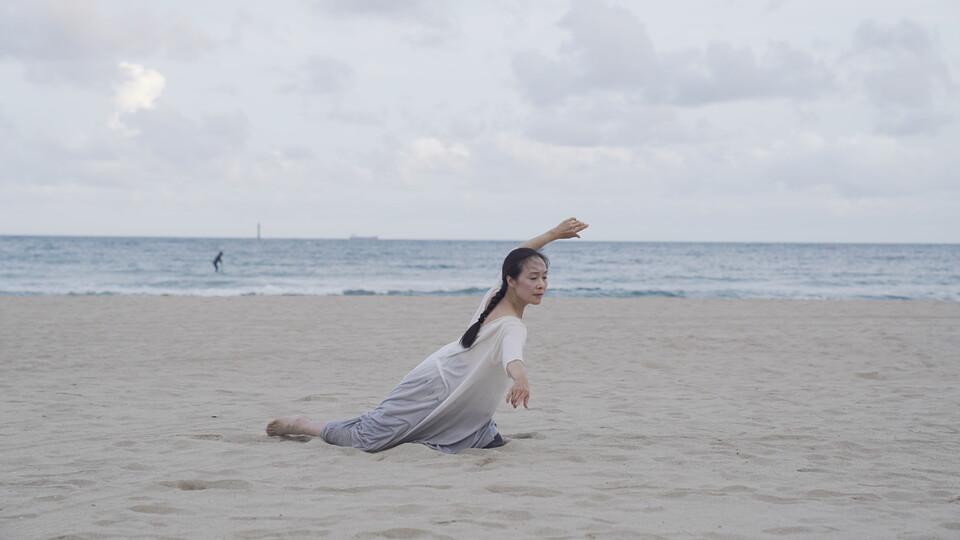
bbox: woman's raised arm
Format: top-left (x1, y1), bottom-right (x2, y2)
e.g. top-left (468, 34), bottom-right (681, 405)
top-left (518, 217), bottom-right (589, 250)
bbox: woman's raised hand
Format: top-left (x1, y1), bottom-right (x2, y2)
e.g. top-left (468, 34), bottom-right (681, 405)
top-left (551, 217), bottom-right (589, 239)
top-left (519, 217), bottom-right (589, 250)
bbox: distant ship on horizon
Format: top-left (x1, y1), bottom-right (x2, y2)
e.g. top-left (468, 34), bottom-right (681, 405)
top-left (348, 234), bottom-right (378, 240)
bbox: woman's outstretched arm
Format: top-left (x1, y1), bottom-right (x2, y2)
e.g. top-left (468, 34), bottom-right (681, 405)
top-left (518, 217), bottom-right (589, 250)
top-left (505, 360), bottom-right (530, 409)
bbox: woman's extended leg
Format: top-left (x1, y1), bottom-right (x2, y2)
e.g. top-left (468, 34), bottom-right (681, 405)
top-left (266, 414), bottom-right (326, 437)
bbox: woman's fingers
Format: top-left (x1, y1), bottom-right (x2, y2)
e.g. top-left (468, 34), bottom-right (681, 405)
top-left (507, 387), bottom-right (530, 408)
top-left (559, 217), bottom-right (589, 238)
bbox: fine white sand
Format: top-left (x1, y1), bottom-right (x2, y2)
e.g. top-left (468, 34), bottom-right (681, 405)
top-left (1, 296), bottom-right (958, 539)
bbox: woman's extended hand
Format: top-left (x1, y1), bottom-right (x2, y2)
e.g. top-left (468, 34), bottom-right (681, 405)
top-left (550, 217), bottom-right (589, 240)
top-left (519, 217), bottom-right (589, 250)
top-left (505, 359), bottom-right (530, 409)
top-left (506, 377), bottom-right (530, 409)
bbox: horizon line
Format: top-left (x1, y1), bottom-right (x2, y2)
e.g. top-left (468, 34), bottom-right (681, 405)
top-left (1, 233), bottom-right (957, 246)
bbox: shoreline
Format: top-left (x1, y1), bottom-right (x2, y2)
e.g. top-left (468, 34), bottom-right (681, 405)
top-left (3, 294), bottom-right (958, 302)
top-left (2, 296), bottom-right (958, 538)
top-left (4, 232), bottom-right (960, 244)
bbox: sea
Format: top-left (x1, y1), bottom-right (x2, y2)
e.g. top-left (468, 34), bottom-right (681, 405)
top-left (1, 236), bottom-right (958, 301)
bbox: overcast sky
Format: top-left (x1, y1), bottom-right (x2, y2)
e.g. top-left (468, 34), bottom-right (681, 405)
top-left (1, 1), bottom-right (958, 242)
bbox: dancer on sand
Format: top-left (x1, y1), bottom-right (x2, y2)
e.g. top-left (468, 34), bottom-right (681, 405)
top-left (266, 217), bottom-right (589, 453)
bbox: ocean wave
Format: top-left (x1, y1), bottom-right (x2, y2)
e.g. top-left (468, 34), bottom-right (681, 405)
top-left (343, 289), bottom-right (377, 296)
top-left (550, 287), bottom-right (685, 298)
top-left (2, 288), bottom-right (957, 300)
top-left (2, 236), bottom-right (958, 301)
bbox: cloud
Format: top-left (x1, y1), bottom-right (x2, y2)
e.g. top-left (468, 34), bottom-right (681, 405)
top-left (310, 0), bottom-right (442, 19)
top-left (282, 55), bottom-right (354, 95)
top-left (873, 109), bottom-right (953, 136)
top-left (114, 63), bottom-right (166, 114)
top-left (849, 19), bottom-right (956, 135)
top-left (740, 131), bottom-right (945, 198)
top-left (109, 62), bottom-right (166, 135)
top-left (512, 0), bottom-right (834, 109)
top-left (125, 108), bottom-right (249, 168)
top-left (509, 0), bottom-right (837, 149)
top-left (0, 0), bottom-right (215, 85)
top-left (403, 136), bottom-right (469, 166)
top-left (0, 104), bottom-right (14, 133)
top-left (325, 106), bottom-right (384, 125)
top-left (555, 0), bottom-right (659, 91)
top-left (855, 18), bottom-right (935, 57)
top-left (3, 107), bottom-right (250, 195)
top-left (396, 137), bottom-right (471, 186)
top-left (521, 95), bottom-right (689, 147)
top-left (660, 41), bottom-right (834, 105)
top-left (307, 0), bottom-right (457, 45)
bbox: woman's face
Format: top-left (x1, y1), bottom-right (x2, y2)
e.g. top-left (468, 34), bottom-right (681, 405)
top-left (508, 257), bottom-right (548, 305)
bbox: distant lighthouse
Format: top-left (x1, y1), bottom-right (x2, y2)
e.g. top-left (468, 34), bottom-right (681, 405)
top-left (257, 223), bottom-right (261, 240)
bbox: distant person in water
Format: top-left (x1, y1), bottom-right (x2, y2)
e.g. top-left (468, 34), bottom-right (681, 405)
top-left (213, 251), bottom-right (223, 272)
top-left (266, 217), bottom-right (589, 453)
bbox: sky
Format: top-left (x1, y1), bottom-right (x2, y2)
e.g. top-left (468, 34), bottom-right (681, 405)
top-left (1, 0), bottom-right (958, 243)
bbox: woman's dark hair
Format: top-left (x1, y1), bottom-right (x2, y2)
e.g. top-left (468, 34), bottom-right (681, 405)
top-left (459, 247), bottom-right (549, 348)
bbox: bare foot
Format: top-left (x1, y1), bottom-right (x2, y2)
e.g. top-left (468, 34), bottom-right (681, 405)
top-left (266, 415), bottom-right (325, 437)
top-left (266, 414), bottom-right (309, 436)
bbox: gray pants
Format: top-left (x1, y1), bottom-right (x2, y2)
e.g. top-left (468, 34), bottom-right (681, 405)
top-left (320, 361), bottom-right (500, 453)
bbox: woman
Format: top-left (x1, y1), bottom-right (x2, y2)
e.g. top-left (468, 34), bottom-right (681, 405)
top-left (266, 217), bottom-right (589, 453)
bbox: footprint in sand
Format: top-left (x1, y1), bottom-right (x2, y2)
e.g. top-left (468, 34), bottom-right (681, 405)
top-left (129, 504), bottom-right (179, 515)
top-left (473, 456), bottom-right (496, 467)
top-left (508, 432), bottom-right (546, 440)
top-left (485, 484), bottom-right (561, 497)
top-left (356, 527), bottom-right (432, 539)
top-left (160, 479), bottom-right (252, 491)
top-left (296, 394), bottom-right (337, 402)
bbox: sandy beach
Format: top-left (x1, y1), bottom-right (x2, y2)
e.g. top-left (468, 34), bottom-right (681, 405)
top-left (1, 296), bottom-right (958, 539)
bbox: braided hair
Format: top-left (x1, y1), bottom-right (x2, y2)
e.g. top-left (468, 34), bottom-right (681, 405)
top-left (459, 247), bottom-right (549, 348)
